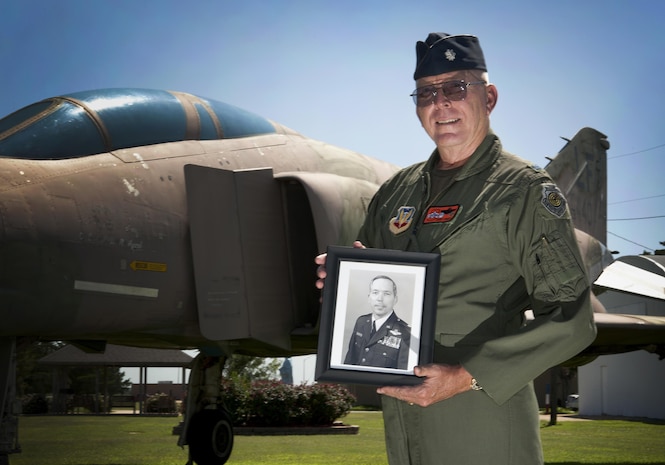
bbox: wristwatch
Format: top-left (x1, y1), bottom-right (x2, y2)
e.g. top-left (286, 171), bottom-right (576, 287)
top-left (470, 378), bottom-right (483, 391)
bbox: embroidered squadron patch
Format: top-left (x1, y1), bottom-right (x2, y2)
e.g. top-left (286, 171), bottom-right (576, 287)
top-left (541, 184), bottom-right (567, 217)
top-left (423, 205), bottom-right (460, 224)
top-left (389, 206), bottom-right (416, 234)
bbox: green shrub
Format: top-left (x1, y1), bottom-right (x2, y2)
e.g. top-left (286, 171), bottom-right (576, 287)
top-left (306, 383), bottom-right (356, 426)
top-left (22, 394), bottom-right (49, 414)
top-left (246, 381), bottom-right (294, 426)
top-left (219, 378), bottom-right (248, 423)
top-left (144, 393), bottom-right (176, 413)
top-left (220, 381), bottom-right (355, 427)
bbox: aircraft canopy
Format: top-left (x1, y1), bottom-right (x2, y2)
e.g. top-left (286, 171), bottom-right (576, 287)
top-left (0, 88), bottom-right (276, 159)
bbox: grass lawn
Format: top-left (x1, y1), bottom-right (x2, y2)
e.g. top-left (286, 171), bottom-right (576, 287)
top-left (10, 412), bottom-right (665, 465)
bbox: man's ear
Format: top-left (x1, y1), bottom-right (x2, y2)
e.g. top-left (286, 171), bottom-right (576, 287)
top-left (486, 84), bottom-right (498, 113)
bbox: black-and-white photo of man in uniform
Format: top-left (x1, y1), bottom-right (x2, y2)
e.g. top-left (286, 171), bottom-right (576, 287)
top-left (344, 275), bottom-right (411, 369)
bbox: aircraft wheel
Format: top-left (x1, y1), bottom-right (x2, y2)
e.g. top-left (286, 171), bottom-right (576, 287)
top-left (187, 409), bottom-right (234, 465)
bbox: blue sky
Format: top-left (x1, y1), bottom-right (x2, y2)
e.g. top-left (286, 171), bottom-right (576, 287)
top-left (3, 0), bottom-right (665, 382)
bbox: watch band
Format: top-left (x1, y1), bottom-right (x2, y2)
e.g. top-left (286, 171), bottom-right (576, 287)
top-left (470, 378), bottom-right (483, 391)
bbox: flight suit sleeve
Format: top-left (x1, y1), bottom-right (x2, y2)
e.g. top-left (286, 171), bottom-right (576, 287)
top-left (461, 180), bottom-right (597, 405)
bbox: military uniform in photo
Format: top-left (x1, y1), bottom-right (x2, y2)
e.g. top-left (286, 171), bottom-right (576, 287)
top-left (344, 312), bottom-right (411, 369)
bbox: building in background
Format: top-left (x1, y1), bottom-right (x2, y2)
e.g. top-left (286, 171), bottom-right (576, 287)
top-left (579, 255), bottom-right (665, 419)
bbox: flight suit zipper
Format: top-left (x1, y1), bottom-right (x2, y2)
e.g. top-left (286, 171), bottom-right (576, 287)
top-left (409, 172), bottom-right (431, 237)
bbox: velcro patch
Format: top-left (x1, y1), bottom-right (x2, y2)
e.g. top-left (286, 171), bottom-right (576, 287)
top-left (541, 184), bottom-right (566, 217)
top-left (423, 205), bottom-right (460, 224)
top-left (389, 206), bottom-right (416, 234)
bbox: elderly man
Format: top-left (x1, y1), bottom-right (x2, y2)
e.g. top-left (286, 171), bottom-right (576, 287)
top-left (317, 32), bottom-right (596, 464)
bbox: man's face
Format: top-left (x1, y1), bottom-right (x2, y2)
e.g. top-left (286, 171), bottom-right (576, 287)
top-left (368, 278), bottom-right (397, 318)
top-left (415, 70), bottom-right (497, 157)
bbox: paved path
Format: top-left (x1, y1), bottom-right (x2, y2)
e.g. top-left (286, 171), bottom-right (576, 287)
top-left (539, 413), bottom-right (591, 422)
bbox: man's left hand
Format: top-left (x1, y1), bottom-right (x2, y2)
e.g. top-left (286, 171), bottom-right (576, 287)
top-left (377, 363), bottom-right (474, 407)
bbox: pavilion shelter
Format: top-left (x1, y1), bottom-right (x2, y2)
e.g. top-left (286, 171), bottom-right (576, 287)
top-left (39, 344), bottom-right (192, 414)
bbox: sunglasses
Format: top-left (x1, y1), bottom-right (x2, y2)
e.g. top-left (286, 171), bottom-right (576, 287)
top-left (410, 80), bottom-right (486, 106)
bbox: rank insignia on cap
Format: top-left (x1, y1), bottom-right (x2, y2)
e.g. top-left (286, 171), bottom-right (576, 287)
top-left (541, 184), bottom-right (567, 217)
top-left (389, 206), bottom-right (416, 235)
top-left (424, 205), bottom-right (460, 224)
top-left (414, 33), bottom-right (486, 80)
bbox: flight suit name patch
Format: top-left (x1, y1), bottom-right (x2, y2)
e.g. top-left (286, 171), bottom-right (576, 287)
top-left (389, 206), bottom-right (416, 234)
top-left (541, 184), bottom-right (566, 218)
top-left (423, 205), bottom-right (460, 224)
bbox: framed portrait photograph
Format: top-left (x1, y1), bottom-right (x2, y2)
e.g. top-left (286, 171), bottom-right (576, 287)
top-left (315, 246), bottom-right (440, 386)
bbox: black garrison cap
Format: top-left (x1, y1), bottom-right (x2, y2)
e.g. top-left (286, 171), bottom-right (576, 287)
top-left (414, 33), bottom-right (487, 80)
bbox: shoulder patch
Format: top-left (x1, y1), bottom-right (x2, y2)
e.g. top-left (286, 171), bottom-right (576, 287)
top-left (541, 184), bottom-right (567, 217)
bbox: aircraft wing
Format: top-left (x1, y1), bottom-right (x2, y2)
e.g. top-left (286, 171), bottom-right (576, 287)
top-left (576, 255), bottom-right (665, 363)
top-left (594, 260), bottom-right (665, 301)
top-left (594, 255), bottom-right (665, 301)
top-left (572, 313), bottom-right (665, 363)
top-left (563, 257), bottom-right (665, 366)
top-left (562, 258), bottom-right (665, 365)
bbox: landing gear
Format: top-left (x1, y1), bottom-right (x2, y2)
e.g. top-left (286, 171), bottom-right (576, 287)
top-left (187, 409), bottom-right (234, 465)
top-left (178, 353), bottom-right (234, 465)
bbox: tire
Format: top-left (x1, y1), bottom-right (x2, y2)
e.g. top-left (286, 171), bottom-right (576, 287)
top-left (187, 409), bottom-right (234, 465)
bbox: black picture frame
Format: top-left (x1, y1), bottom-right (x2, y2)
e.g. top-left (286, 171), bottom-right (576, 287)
top-left (315, 245), bottom-right (440, 386)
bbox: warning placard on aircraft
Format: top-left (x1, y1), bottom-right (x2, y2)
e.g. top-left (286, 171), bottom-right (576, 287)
top-left (130, 261), bottom-right (167, 272)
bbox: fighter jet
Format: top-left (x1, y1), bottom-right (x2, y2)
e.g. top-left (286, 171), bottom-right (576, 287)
top-left (0, 89), bottom-right (663, 465)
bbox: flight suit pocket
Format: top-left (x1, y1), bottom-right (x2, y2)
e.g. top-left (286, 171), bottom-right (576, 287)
top-left (533, 230), bottom-right (586, 300)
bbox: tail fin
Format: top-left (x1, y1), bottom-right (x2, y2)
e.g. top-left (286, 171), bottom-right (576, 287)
top-left (545, 127), bottom-right (609, 244)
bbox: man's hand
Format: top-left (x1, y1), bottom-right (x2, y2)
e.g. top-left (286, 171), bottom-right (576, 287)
top-left (315, 241), bottom-right (365, 290)
top-left (377, 364), bottom-right (474, 407)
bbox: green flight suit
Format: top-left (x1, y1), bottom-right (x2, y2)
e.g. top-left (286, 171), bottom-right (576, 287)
top-left (357, 132), bottom-right (597, 465)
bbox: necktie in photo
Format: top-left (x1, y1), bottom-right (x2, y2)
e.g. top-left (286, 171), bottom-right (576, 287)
top-left (371, 320), bottom-right (376, 337)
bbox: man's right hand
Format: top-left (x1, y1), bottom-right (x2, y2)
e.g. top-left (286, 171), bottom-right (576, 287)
top-left (315, 240), bottom-right (366, 290)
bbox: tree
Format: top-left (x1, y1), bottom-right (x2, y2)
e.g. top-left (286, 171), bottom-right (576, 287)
top-left (655, 241), bottom-right (665, 255)
top-left (16, 338), bottom-right (64, 396)
top-left (68, 365), bottom-right (131, 395)
top-left (223, 355), bottom-right (281, 385)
